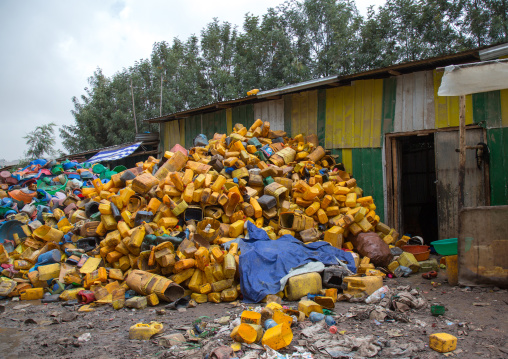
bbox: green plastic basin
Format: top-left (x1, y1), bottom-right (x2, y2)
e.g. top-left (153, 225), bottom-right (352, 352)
top-left (431, 237), bottom-right (474, 256)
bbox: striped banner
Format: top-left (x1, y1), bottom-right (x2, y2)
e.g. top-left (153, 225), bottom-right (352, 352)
top-left (85, 142), bottom-right (142, 164)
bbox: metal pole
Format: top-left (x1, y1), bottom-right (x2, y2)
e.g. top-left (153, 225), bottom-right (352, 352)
top-left (130, 78), bottom-right (138, 134)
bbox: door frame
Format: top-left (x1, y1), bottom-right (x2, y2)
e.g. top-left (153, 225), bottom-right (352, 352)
top-left (384, 124), bottom-right (489, 232)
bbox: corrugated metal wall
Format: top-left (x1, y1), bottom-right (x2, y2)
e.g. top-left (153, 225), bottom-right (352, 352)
top-left (253, 99), bottom-right (284, 131)
top-left (201, 110), bottom-right (227, 139)
top-left (185, 115), bottom-right (202, 149)
top-left (184, 110), bottom-right (227, 148)
top-left (394, 71), bottom-right (435, 132)
top-left (433, 70), bottom-right (473, 128)
top-left (487, 127), bottom-right (508, 205)
top-left (287, 90), bottom-right (318, 138)
top-left (161, 120), bottom-right (184, 152)
top-left (325, 79), bottom-right (383, 149)
top-left (231, 104), bottom-right (254, 130)
top-left (328, 148), bottom-right (384, 222)
top-left (473, 91), bottom-right (502, 128)
top-left (501, 89), bottom-right (508, 127)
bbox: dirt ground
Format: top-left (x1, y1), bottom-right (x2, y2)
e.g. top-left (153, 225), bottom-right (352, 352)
top-left (0, 266), bottom-right (506, 359)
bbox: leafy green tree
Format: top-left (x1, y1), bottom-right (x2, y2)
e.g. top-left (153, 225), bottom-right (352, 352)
top-left (63, 0), bottom-right (504, 156)
top-left (200, 19), bottom-right (238, 102)
top-left (24, 122), bottom-right (58, 159)
top-left (460, 0), bottom-right (508, 47)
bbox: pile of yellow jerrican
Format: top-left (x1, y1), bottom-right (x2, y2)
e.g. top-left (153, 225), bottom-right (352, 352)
top-left (0, 119), bottom-right (403, 306)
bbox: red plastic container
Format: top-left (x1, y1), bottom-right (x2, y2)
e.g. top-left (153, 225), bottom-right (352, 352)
top-left (402, 245), bottom-right (430, 261)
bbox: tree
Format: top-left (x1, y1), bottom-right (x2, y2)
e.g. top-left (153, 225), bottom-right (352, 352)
top-left (24, 122), bottom-right (58, 160)
top-left (62, 0), bottom-right (504, 155)
top-left (200, 19), bottom-right (238, 102)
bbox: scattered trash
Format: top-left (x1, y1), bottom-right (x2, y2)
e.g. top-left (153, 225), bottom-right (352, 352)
top-left (77, 332), bottom-right (91, 342)
top-left (129, 321), bottom-right (163, 340)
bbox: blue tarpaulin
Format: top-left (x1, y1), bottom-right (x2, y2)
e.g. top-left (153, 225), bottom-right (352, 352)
top-left (238, 222), bottom-right (356, 303)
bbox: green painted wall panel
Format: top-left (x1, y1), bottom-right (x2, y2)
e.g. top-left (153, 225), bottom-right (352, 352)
top-left (232, 104), bottom-right (254, 129)
top-left (487, 127), bottom-right (508, 205)
top-left (473, 91), bottom-right (502, 128)
top-left (284, 95), bottom-right (292, 136)
top-left (382, 77), bottom-right (396, 134)
top-left (330, 148), bottom-right (342, 164)
top-left (317, 89), bottom-right (326, 147)
top-left (202, 110), bottom-right (227, 140)
top-left (352, 148), bottom-right (384, 222)
top-left (184, 115), bottom-right (202, 149)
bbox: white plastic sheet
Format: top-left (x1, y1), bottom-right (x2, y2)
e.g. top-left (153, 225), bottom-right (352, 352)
top-left (438, 59), bottom-right (508, 96)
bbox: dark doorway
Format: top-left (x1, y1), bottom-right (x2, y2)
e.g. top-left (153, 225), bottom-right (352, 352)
top-left (399, 135), bottom-right (438, 244)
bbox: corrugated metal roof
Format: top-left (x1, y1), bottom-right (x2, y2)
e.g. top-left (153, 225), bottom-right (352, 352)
top-left (257, 76), bottom-right (338, 98)
top-left (145, 42), bottom-right (507, 124)
top-left (145, 96), bottom-right (261, 123)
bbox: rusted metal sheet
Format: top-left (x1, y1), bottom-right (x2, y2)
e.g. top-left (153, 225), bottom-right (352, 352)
top-left (394, 71), bottom-right (435, 132)
top-left (325, 80), bottom-right (383, 149)
top-left (290, 90), bottom-right (318, 137)
top-left (253, 99), bottom-right (284, 131)
top-left (435, 128), bottom-right (486, 240)
top-left (433, 70), bottom-right (473, 128)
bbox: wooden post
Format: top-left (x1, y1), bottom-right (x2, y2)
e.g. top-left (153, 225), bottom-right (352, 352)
top-left (458, 95), bottom-right (466, 210)
top-left (130, 78), bottom-right (138, 134)
top-left (160, 74), bottom-right (163, 117)
top-left (457, 94), bottom-right (466, 286)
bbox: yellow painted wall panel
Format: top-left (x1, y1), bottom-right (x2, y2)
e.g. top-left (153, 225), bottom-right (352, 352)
top-left (433, 70), bottom-right (473, 128)
top-left (371, 80), bottom-right (383, 147)
top-left (501, 89), bottom-right (508, 127)
top-left (344, 86), bottom-right (354, 148)
top-left (353, 81), bottom-right (363, 147)
top-left (163, 122), bottom-right (170, 152)
top-left (291, 90), bottom-right (318, 137)
top-left (342, 148), bottom-right (353, 174)
top-left (179, 120), bottom-right (185, 148)
top-left (325, 79), bottom-right (383, 149)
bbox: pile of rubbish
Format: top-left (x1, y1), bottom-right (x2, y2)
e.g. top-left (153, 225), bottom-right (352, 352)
top-left (0, 119), bottom-right (430, 313)
top-left (152, 285), bottom-right (431, 357)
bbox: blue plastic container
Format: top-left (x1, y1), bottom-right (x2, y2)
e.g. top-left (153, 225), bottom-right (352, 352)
top-left (264, 319), bottom-right (277, 330)
top-left (309, 312), bottom-right (325, 323)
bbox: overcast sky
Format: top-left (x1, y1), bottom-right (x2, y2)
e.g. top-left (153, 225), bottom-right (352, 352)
top-left (0, 0), bottom-right (384, 161)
